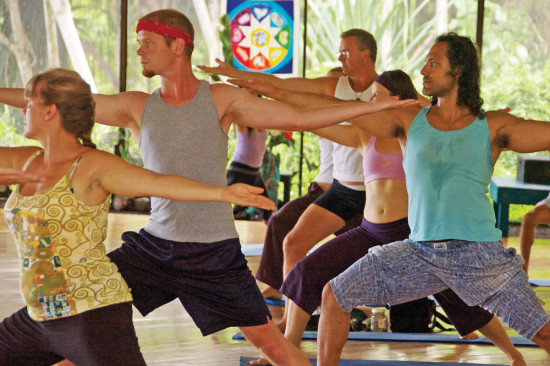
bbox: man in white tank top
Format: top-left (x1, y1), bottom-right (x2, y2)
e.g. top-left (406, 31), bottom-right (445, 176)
top-left (200, 29), bottom-right (379, 314)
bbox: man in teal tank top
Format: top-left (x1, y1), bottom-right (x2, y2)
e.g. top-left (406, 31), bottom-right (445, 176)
top-left (299, 33), bottom-right (550, 365)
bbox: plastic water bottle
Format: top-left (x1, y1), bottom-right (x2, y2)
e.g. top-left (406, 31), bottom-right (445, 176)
top-left (370, 308), bottom-right (388, 332)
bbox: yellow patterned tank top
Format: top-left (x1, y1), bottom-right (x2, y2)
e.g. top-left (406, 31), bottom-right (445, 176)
top-left (3, 150), bottom-right (132, 321)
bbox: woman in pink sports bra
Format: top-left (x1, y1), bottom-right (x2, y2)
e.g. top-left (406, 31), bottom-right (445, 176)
top-left (0, 68), bottom-right (274, 366)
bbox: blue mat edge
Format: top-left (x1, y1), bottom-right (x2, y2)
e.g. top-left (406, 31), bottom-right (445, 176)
top-left (233, 331), bottom-right (537, 347)
top-left (239, 356), bottom-right (506, 366)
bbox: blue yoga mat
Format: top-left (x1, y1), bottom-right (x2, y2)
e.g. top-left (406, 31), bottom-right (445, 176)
top-left (241, 244), bottom-right (264, 257)
top-left (529, 278), bottom-right (550, 287)
top-left (233, 331), bottom-right (537, 347)
top-left (239, 356), bottom-right (506, 366)
top-left (264, 297), bottom-right (285, 306)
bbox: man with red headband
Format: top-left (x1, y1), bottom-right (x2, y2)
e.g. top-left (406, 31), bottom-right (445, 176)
top-left (0, 8), bottom-right (410, 365)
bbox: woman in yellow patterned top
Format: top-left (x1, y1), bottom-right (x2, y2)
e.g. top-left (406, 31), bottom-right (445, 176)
top-left (0, 68), bottom-right (275, 366)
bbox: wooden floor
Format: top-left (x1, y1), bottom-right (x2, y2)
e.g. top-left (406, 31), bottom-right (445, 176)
top-left (1, 212), bottom-right (550, 365)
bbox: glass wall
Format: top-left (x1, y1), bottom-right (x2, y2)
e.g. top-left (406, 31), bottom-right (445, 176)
top-left (481, 0), bottom-right (550, 177)
top-left (0, 0), bottom-right (121, 150)
top-left (1, 1), bottom-right (547, 203)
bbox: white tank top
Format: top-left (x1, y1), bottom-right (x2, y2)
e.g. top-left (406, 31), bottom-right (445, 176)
top-left (314, 138), bottom-right (334, 183)
top-left (332, 76), bottom-right (371, 183)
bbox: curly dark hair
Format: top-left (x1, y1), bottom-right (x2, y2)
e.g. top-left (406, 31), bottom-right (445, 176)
top-left (431, 33), bottom-right (484, 117)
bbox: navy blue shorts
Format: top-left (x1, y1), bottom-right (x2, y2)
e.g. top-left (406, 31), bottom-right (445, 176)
top-left (108, 230), bottom-right (271, 336)
top-left (313, 179), bottom-right (365, 221)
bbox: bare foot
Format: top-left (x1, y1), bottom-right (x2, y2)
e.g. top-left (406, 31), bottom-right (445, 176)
top-left (509, 353), bottom-right (527, 366)
top-left (460, 332), bottom-right (479, 340)
top-left (261, 286), bottom-right (282, 300)
top-left (247, 357), bottom-right (271, 365)
top-left (54, 361), bottom-right (76, 366)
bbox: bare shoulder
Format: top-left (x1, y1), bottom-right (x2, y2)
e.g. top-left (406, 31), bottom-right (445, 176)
top-left (320, 76), bottom-right (340, 95)
top-left (485, 109), bottom-right (515, 121)
top-left (485, 109), bottom-right (520, 131)
top-left (117, 91), bottom-right (150, 108)
top-left (75, 149), bottom-right (126, 176)
top-left (210, 82), bottom-right (251, 106)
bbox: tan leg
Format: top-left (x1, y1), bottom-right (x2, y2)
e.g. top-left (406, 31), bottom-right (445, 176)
top-left (519, 203), bottom-right (550, 273)
top-left (285, 300), bottom-right (312, 347)
top-left (532, 321), bottom-right (550, 357)
top-left (240, 318), bottom-right (310, 366)
top-left (317, 283), bottom-right (350, 366)
top-left (282, 204), bottom-right (345, 279)
top-left (478, 316), bottom-right (526, 366)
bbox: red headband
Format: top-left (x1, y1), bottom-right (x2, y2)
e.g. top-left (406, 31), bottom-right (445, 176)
top-left (136, 19), bottom-right (194, 48)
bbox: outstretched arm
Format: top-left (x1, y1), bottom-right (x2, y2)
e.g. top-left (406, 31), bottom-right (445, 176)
top-left (88, 151), bottom-right (275, 210)
top-left (310, 125), bottom-right (362, 149)
top-left (226, 79), bottom-right (414, 139)
top-left (489, 111), bottom-right (550, 154)
top-left (92, 92), bottom-right (149, 140)
top-left (0, 88), bottom-right (26, 108)
top-left (198, 58), bottom-right (338, 95)
top-left (0, 87), bottom-right (147, 141)
top-left (219, 84), bottom-right (417, 134)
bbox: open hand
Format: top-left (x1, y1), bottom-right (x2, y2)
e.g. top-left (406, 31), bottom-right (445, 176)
top-left (0, 167), bottom-right (44, 185)
top-left (196, 58), bottom-right (235, 76)
top-left (367, 95), bottom-right (423, 112)
top-left (222, 183), bottom-right (276, 210)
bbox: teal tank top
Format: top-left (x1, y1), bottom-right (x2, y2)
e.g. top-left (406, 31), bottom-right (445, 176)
top-left (403, 107), bottom-right (501, 241)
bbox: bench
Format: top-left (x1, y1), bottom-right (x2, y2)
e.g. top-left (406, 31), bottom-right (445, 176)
top-left (489, 177), bottom-right (550, 237)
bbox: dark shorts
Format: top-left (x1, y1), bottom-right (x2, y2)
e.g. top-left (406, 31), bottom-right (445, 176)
top-left (0, 302), bottom-right (144, 366)
top-left (313, 179), bottom-right (366, 221)
top-left (108, 230), bottom-right (271, 336)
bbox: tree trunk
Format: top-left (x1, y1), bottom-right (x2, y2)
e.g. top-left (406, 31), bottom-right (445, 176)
top-left (436, 0), bottom-right (448, 35)
top-left (49, 0), bottom-right (97, 92)
top-left (0, 0), bottom-right (36, 85)
top-left (43, 0), bottom-right (61, 68)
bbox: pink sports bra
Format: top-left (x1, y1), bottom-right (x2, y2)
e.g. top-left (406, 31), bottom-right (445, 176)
top-left (363, 136), bottom-right (406, 183)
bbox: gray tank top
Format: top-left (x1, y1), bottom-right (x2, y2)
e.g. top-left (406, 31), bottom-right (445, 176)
top-left (140, 80), bottom-right (238, 242)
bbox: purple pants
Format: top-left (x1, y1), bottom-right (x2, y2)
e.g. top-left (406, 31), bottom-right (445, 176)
top-left (256, 182), bottom-right (362, 289)
top-left (282, 218), bottom-right (493, 335)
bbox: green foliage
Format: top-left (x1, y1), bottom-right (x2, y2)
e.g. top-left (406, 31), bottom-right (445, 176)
top-left (0, 113), bottom-right (37, 147)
